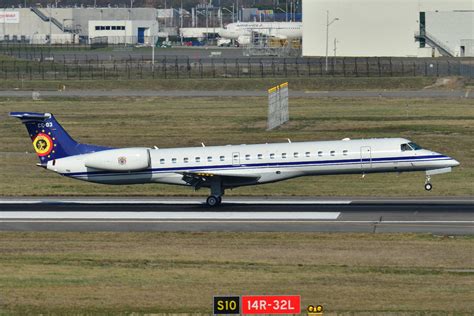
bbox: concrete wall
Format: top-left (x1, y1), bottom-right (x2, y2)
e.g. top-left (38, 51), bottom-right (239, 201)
top-left (303, 0), bottom-right (473, 57)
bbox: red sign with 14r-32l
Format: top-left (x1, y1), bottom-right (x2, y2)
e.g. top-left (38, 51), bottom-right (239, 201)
top-left (242, 295), bottom-right (301, 314)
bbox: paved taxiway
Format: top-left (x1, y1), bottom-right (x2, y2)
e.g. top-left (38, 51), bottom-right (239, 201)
top-left (1, 198), bottom-right (472, 234)
top-left (0, 89), bottom-right (472, 99)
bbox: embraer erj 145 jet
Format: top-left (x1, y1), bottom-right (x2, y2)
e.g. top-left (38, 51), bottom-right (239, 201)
top-left (12, 112), bottom-right (459, 206)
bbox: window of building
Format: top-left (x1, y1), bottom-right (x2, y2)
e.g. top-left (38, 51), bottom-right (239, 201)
top-left (195, 157), bottom-right (201, 162)
top-left (105, 26), bottom-right (110, 30)
top-left (294, 152), bottom-right (299, 158)
top-left (172, 158), bottom-right (177, 163)
top-left (330, 151), bottom-right (335, 156)
top-left (207, 156), bottom-right (212, 162)
top-left (183, 157), bottom-right (189, 163)
top-left (121, 26), bottom-right (126, 30)
top-left (111, 26), bottom-right (117, 30)
top-left (257, 154), bottom-right (263, 160)
top-left (282, 153), bottom-right (287, 159)
top-left (95, 26), bottom-right (100, 30)
top-left (270, 153), bottom-right (275, 159)
top-left (318, 151), bottom-right (323, 157)
top-left (305, 152), bottom-right (310, 157)
top-left (100, 26), bottom-right (106, 30)
top-left (245, 154), bottom-right (251, 160)
top-left (343, 150), bottom-right (348, 156)
top-left (220, 155), bottom-right (225, 161)
top-left (160, 158), bottom-right (165, 164)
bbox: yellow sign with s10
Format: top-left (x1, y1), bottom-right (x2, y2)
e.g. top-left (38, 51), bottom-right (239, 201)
top-left (213, 296), bottom-right (240, 314)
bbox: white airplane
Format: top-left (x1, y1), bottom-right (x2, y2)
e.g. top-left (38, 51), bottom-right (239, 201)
top-left (11, 112), bottom-right (459, 206)
top-left (218, 21), bottom-right (302, 45)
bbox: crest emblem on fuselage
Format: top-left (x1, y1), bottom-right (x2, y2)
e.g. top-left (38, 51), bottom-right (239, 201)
top-left (118, 156), bottom-right (127, 165)
top-left (32, 133), bottom-right (53, 157)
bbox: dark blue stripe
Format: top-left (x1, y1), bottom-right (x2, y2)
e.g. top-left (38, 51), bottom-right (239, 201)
top-left (64, 154), bottom-right (449, 178)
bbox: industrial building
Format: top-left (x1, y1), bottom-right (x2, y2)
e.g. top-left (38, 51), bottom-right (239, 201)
top-left (0, 7), bottom-right (159, 44)
top-left (302, 0), bottom-right (474, 57)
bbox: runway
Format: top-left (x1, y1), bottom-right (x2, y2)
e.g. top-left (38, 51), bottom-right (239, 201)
top-left (1, 198), bottom-right (473, 234)
top-left (0, 89), bottom-right (472, 99)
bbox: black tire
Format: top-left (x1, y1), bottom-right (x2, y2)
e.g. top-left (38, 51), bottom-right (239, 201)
top-left (217, 196), bottom-right (222, 204)
top-left (206, 196), bottom-right (219, 206)
top-left (424, 183), bottom-right (432, 191)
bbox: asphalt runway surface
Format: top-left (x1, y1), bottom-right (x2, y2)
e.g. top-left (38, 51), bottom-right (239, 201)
top-left (1, 198), bottom-right (472, 234)
top-left (0, 89), bottom-right (472, 98)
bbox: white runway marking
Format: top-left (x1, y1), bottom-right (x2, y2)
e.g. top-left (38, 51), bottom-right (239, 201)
top-left (0, 199), bottom-right (352, 205)
top-left (0, 212), bottom-right (341, 220)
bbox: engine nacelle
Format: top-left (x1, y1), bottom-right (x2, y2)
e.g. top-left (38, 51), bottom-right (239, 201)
top-left (84, 148), bottom-right (151, 172)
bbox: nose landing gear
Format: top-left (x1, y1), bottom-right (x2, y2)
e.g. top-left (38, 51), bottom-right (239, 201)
top-left (424, 175), bottom-right (432, 191)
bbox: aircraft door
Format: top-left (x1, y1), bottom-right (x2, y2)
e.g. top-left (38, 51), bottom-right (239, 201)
top-left (360, 146), bottom-right (372, 170)
top-left (232, 152), bottom-right (240, 166)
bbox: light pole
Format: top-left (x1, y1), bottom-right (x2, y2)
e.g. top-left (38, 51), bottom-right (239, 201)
top-left (221, 7), bottom-right (234, 24)
top-left (325, 10), bottom-right (339, 72)
top-left (151, 19), bottom-right (158, 71)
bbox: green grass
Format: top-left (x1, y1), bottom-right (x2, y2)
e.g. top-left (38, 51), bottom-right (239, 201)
top-left (0, 96), bottom-right (473, 197)
top-left (0, 232), bottom-right (472, 314)
top-left (0, 77), bottom-right (439, 91)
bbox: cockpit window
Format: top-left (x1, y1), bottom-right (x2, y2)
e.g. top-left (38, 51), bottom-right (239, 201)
top-left (408, 142), bottom-right (422, 150)
top-left (401, 142), bottom-right (423, 151)
top-left (401, 144), bottom-right (412, 151)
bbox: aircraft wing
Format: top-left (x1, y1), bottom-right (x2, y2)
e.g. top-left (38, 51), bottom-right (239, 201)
top-left (180, 171), bottom-right (260, 189)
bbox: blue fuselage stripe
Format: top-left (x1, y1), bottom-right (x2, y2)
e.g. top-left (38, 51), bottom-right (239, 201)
top-left (64, 154), bottom-right (450, 178)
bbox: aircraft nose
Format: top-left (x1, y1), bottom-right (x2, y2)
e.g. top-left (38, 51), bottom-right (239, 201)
top-left (451, 159), bottom-right (460, 167)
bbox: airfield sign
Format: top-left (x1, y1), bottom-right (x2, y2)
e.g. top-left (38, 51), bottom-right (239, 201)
top-left (267, 82), bottom-right (289, 130)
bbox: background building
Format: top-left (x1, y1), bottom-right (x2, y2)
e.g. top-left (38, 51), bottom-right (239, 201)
top-left (0, 7), bottom-right (159, 44)
top-left (302, 0), bottom-right (474, 57)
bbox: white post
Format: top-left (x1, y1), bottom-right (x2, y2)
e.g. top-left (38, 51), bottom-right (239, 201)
top-left (180, 0), bottom-right (183, 45)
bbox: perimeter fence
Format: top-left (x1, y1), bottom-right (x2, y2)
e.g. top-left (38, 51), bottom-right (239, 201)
top-left (0, 54), bottom-right (472, 80)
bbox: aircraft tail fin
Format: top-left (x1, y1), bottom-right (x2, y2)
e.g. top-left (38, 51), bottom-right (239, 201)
top-left (10, 112), bottom-right (109, 164)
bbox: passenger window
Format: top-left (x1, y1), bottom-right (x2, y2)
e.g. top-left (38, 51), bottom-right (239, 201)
top-left (401, 144), bottom-right (412, 151)
top-left (207, 156), bottom-right (212, 162)
top-left (183, 157), bottom-right (189, 163)
top-left (245, 154), bottom-right (251, 160)
top-left (294, 152), bottom-right (299, 158)
top-left (305, 152), bottom-right (310, 157)
top-left (195, 157), bottom-right (201, 162)
top-left (220, 155), bottom-right (225, 161)
top-left (343, 150), bottom-right (348, 156)
top-left (330, 151), bottom-right (335, 156)
top-left (172, 158), bottom-right (177, 163)
top-left (270, 153), bottom-right (275, 159)
top-left (318, 151), bottom-right (323, 157)
top-left (257, 154), bottom-right (263, 160)
top-left (282, 153), bottom-right (287, 159)
top-left (160, 158), bottom-right (165, 164)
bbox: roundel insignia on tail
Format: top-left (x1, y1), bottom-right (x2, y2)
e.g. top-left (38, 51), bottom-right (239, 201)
top-left (33, 133), bottom-right (53, 157)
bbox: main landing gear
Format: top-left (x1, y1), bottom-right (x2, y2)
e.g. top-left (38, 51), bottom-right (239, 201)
top-left (206, 178), bottom-right (224, 206)
top-left (424, 175), bottom-right (432, 191)
top-left (206, 195), bottom-right (222, 206)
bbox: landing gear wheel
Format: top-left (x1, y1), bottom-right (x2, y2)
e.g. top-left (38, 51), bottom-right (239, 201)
top-left (424, 183), bottom-right (432, 191)
top-left (206, 195), bottom-right (220, 206)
